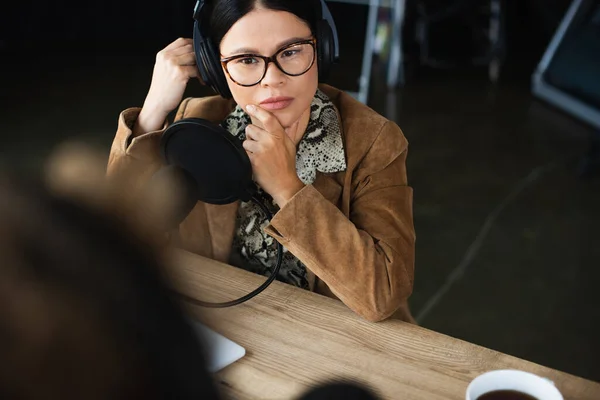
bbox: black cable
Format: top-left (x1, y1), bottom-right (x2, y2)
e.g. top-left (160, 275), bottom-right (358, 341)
top-left (176, 194), bottom-right (283, 308)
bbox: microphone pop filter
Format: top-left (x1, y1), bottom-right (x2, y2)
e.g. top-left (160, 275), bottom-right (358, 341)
top-left (160, 118), bottom-right (254, 205)
top-left (157, 118), bottom-right (283, 309)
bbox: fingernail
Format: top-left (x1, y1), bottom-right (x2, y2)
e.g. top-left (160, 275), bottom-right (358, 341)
top-left (246, 104), bottom-right (256, 113)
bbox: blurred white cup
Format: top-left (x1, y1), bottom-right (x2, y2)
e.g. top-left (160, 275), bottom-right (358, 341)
top-left (466, 370), bottom-right (564, 400)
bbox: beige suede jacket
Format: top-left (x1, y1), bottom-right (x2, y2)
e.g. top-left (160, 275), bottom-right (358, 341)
top-left (107, 84), bottom-right (416, 323)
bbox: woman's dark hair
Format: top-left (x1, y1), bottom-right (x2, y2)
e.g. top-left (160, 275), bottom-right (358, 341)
top-left (206, 0), bottom-right (319, 49)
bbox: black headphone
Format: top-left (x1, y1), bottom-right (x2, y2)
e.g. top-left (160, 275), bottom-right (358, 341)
top-left (192, 0), bottom-right (340, 99)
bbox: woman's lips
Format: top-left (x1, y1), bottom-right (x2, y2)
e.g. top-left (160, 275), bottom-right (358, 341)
top-left (259, 97), bottom-right (294, 111)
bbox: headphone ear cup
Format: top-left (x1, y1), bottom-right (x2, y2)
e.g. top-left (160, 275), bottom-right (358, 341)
top-left (193, 21), bottom-right (211, 86)
top-left (316, 19), bottom-right (334, 80)
top-left (204, 40), bottom-right (233, 99)
top-left (193, 21), bottom-right (233, 99)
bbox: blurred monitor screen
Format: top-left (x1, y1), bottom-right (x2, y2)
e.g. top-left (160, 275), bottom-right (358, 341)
top-left (532, 0), bottom-right (600, 128)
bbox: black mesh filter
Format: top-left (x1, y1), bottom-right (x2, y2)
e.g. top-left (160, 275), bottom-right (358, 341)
top-left (157, 117), bottom-right (282, 309)
top-left (160, 118), bottom-right (255, 205)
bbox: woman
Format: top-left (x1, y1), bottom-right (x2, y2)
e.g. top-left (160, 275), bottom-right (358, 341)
top-left (107, 0), bottom-right (416, 322)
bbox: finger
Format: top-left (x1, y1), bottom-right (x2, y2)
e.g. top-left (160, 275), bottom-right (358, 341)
top-left (242, 138), bottom-right (261, 154)
top-left (169, 43), bottom-right (194, 57)
top-left (164, 37), bottom-right (193, 51)
top-left (245, 105), bottom-right (283, 135)
top-left (174, 52), bottom-right (197, 66)
top-left (245, 124), bottom-right (268, 142)
top-left (244, 127), bottom-right (255, 141)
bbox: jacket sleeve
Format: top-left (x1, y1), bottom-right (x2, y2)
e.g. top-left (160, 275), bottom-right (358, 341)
top-left (106, 99), bottom-right (192, 184)
top-left (264, 121), bottom-right (415, 322)
top-left (105, 99), bottom-right (218, 257)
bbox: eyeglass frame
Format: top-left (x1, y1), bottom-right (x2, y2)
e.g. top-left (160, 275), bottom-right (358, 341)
top-left (219, 38), bottom-right (317, 87)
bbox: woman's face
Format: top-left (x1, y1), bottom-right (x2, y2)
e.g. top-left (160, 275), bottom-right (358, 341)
top-left (219, 7), bottom-right (318, 129)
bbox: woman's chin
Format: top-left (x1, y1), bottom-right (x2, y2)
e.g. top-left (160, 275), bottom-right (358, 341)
top-left (271, 109), bottom-right (300, 129)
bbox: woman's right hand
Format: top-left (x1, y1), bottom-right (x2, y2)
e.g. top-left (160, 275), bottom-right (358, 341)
top-left (135, 38), bottom-right (198, 135)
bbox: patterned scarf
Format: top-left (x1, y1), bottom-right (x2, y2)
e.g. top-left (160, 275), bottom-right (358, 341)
top-left (222, 89), bottom-right (346, 289)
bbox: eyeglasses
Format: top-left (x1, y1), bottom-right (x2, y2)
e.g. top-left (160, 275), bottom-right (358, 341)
top-left (220, 38), bottom-right (317, 87)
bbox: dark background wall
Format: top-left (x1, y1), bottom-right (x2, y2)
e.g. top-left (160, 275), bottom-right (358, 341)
top-left (2, 0), bottom-right (572, 66)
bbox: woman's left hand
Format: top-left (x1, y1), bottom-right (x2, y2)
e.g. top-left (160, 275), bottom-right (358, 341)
top-left (243, 104), bottom-right (305, 207)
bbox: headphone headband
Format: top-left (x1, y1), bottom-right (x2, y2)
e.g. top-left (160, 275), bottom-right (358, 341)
top-left (193, 0), bottom-right (203, 20)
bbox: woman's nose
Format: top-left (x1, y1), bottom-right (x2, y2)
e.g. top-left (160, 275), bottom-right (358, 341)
top-left (260, 61), bottom-right (285, 88)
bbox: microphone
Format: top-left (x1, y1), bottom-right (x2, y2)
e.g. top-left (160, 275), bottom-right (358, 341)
top-left (159, 118), bottom-right (256, 205)
top-left (153, 117), bottom-right (282, 308)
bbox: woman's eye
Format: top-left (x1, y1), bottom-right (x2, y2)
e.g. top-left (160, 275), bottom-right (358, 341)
top-left (281, 50), bottom-right (298, 58)
top-left (236, 57), bottom-right (258, 65)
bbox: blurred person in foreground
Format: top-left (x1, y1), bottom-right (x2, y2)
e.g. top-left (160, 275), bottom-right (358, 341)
top-left (0, 145), bottom-right (220, 399)
top-left (0, 144), bottom-right (380, 399)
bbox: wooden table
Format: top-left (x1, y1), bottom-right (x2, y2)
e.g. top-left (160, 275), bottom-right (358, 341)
top-left (166, 250), bottom-right (600, 400)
